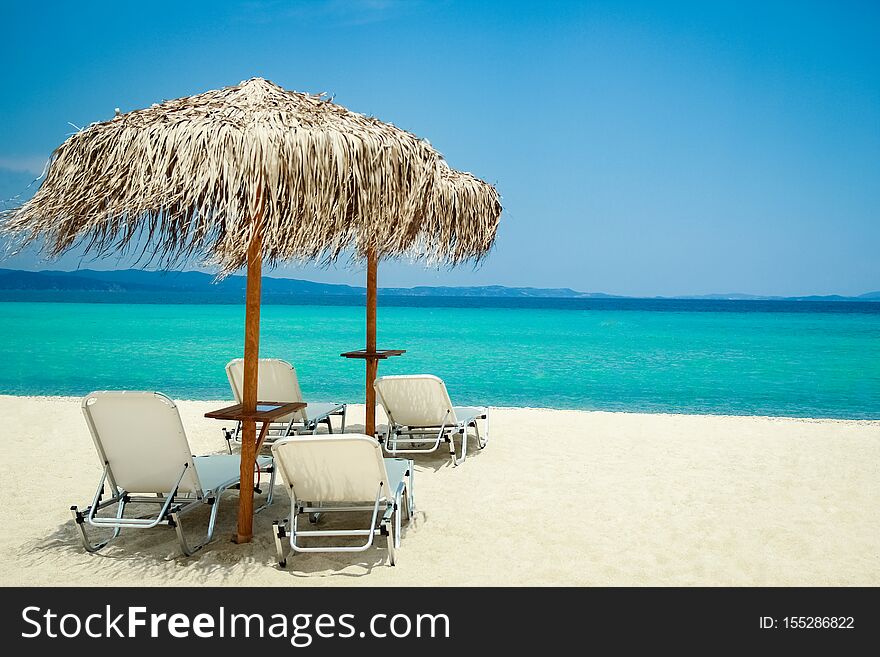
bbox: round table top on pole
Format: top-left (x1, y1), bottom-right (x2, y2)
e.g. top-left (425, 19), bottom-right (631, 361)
top-left (341, 349), bottom-right (406, 360)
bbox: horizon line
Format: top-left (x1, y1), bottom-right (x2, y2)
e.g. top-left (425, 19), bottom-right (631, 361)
top-left (2, 267), bottom-right (878, 301)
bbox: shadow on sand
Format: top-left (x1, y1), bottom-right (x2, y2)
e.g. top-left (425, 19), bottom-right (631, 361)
top-left (17, 424), bottom-right (484, 581)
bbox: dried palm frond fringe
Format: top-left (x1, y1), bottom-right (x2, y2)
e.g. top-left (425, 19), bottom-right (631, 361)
top-left (1, 78), bottom-right (501, 274)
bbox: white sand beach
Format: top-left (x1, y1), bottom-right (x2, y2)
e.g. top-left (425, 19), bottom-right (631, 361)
top-left (1, 395), bottom-right (877, 587)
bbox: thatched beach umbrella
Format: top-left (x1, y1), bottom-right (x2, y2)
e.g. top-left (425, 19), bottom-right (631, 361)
top-left (2, 78), bottom-right (501, 542)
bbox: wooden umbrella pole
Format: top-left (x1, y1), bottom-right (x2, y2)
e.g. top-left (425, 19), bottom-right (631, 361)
top-left (365, 248), bottom-right (378, 437)
top-left (236, 226), bottom-right (263, 544)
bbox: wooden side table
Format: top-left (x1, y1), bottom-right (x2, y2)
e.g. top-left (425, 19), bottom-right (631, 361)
top-left (341, 349), bottom-right (405, 436)
top-left (205, 401), bottom-right (307, 453)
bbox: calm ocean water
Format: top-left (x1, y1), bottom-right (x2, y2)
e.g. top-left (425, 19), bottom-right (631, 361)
top-left (1, 298), bottom-right (878, 419)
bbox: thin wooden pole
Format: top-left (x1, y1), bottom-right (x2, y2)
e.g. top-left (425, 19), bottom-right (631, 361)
top-left (236, 227), bottom-right (262, 544)
top-left (365, 248), bottom-right (378, 437)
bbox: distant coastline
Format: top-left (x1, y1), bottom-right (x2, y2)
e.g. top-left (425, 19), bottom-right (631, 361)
top-left (1, 268), bottom-right (878, 303)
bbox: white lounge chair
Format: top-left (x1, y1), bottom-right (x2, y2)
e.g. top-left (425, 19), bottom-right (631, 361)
top-left (374, 374), bottom-right (488, 466)
top-left (72, 391), bottom-right (275, 556)
top-left (224, 358), bottom-right (346, 452)
top-left (271, 435), bottom-right (414, 567)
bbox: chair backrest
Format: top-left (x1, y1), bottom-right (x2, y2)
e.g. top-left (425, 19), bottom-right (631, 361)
top-left (226, 358), bottom-right (307, 422)
top-left (271, 435), bottom-right (390, 503)
top-left (81, 391), bottom-right (202, 495)
top-left (374, 375), bottom-right (457, 427)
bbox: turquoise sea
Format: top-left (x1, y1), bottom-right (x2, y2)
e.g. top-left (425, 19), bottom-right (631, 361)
top-left (1, 299), bottom-right (878, 419)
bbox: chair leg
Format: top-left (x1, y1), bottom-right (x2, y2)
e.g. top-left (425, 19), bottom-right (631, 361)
top-left (171, 498), bottom-right (219, 557)
top-left (266, 464), bottom-right (276, 507)
top-left (225, 423), bottom-right (242, 454)
top-left (383, 519), bottom-right (396, 566)
top-left (70, 505), bottom-right (122, 553)
top-left (171, 511), bottom-right (200, 557)
top-left (273, 519), bottom-right (289, 568)
top-left (395, 498), bottom-right (404, 549)
top-left (385, 425), bottom-right (395, 450)
top-left (475, 417), bottom-right (488, 449)
top-left (399, 492), bottom-right (408, 522)
top-left (256, 464), bottom-right (277, 513)
top-left (453, 427), bottom-right (468, 466)
top-left (408, 463), bottom-right (415, 514)
top-left (204, 498), bottom-right (220, 542)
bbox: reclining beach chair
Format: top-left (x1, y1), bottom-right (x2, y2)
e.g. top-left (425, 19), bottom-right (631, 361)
top-left (224, 358), bottom-right (346, 452)
top-left (271, 435), bottom-right (414, 567)
top-left (374, 375), bottom-right (488, 466)
top-left (71, 391), bottom-right (275, 556)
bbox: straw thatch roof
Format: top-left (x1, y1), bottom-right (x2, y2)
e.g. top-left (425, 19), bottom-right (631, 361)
top-left (2, 78), bottom-right (501, 273)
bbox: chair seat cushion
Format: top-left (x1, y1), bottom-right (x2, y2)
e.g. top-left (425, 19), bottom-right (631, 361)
top-left (382, 457), bottom-right (411, 491)
top-left (193, 454), bottom-right (273, 493)
top-left (453, 407), bottom-right (486, 423)
top-left (302, 402), bottom-right (345, 422)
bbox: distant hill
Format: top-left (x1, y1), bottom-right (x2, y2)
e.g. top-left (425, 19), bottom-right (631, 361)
top-left (379, 284), bottom-right (612, 298)
top-left (0, 269), bottom-right (153, 291)
top-left (0, 268), bottom-right (876, 302)
top-left (0, 268), bottom-right (612, 299)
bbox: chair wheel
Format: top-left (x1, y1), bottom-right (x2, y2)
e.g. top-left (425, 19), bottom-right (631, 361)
top-left (309, 512), bottom-right (321, 524)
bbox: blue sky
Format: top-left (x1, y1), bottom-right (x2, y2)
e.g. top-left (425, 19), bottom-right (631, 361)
top-left (1, 0), bottom-right (878, 296)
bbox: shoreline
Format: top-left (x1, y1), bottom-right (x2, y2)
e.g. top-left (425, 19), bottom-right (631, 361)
top-left (1, 394), bottom-right (877, 426)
